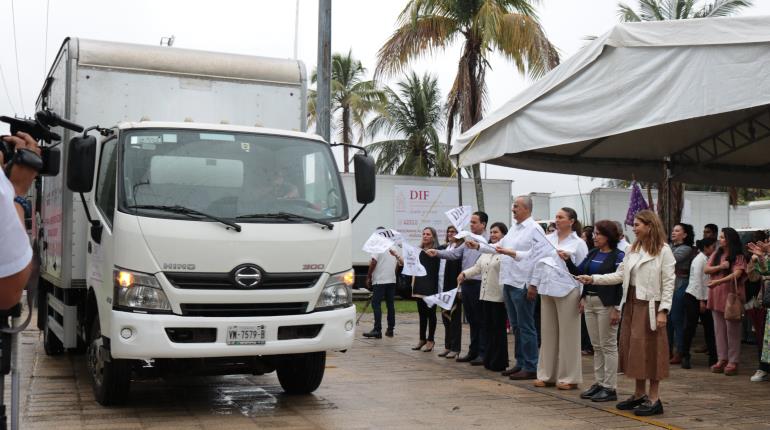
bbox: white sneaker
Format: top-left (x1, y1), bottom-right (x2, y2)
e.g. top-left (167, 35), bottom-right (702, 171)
top-left (750, 370), bottom-right (768, 382)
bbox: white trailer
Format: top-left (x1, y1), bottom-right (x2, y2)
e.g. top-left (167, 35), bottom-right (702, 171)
top-left (341, 174), bottom-right (512, 288)
top-left (537, 188), bottom-right (734, 241)
top-left (35, 38), bottom-right (374, 405)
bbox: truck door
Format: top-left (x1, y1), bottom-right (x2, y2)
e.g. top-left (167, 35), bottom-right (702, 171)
top-left (87, 137), bottom-right (119, 334)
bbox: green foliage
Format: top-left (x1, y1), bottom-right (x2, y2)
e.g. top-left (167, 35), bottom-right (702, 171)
top-left (308, 50), bottom-right (386, 154)
top-left (617, 0), bottom-right (753, 22)
top-left (367, 72), bottom-right (453, 177)
top-left (376, 0), bottom-right (560, 210)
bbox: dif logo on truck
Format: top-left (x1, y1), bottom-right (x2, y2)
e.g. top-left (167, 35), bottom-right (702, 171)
top-left (410, 190), bottom-right (430, 200)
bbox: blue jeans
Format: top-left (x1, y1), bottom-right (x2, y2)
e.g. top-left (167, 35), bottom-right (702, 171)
top-left (372, 283), bottom-right (396, 332)
top-left (668, 278), bottom-right (688, 355)
top-left (503, 284), bottom-right (538, 372)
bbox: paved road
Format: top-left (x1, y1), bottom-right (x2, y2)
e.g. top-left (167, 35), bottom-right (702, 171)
top-left (14, 312), bottom-right (770, 429)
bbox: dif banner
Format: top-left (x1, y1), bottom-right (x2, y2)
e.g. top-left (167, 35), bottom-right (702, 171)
top-left (393, 184), bottom-right (458, 245)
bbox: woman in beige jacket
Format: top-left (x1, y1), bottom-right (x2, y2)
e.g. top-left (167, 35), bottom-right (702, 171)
top-left (458, 222), bottom-right (508, 372)
top-left (578, 210), bottom-right (675, 417)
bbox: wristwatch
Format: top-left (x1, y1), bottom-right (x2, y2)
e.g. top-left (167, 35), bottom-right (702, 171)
top-left (13, 196), bottom-right (31, 216)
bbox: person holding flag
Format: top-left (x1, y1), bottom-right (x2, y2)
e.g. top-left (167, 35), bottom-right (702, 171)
top-left (457, 222), bottom-right (509, 372)
top-left (529, 208), bottom-right (588, 391)
top-left (409, 227), bottom-right (441, 352)
top-left (426, 211), bottom-right (488, 365)
top-left (468, 196), bottom-right (541, 380)
top-left (578, 210), bottom-right (675, 417)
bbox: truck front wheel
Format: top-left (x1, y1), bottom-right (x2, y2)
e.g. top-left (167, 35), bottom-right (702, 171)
top-left (87, 317), bottom-right (132, 405)
top-left (276, 352), bottom-right (326, 394)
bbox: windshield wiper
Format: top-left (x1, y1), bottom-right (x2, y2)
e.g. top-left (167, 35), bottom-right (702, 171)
top-left (236, 211), bottom-right (334, 230)
top-left (127, 204), bottom-right (242, 232)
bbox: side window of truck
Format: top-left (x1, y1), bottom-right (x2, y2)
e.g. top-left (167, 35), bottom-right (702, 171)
top-left (95, 138), bottom-right (118, 226)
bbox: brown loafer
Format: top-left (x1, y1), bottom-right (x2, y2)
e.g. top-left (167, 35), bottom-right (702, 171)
top-left (556, 383), bottom-right (578, 390)
top-left (533, 380), bottom-right (554, 387)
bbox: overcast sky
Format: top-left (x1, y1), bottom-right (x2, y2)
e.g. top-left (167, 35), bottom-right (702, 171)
top-left (2, 0), bottom-right (769, 197)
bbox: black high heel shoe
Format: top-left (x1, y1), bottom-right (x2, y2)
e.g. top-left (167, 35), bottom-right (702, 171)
top-left (411, 340), bottom-right (427, 350)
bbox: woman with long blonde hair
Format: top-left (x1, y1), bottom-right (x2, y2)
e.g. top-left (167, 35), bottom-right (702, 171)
top-left (578, 210), bottom-right (675, 416)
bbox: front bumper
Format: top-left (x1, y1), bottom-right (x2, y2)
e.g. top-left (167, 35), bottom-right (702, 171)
top-left (108, 305), bottom-right (356, 359)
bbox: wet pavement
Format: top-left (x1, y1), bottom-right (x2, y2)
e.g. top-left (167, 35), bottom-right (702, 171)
top-left (12, 311), bottom-right (770, 429)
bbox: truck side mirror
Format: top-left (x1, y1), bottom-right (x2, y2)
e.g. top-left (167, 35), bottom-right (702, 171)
top-left (353, 153), bottom-right (375, 204)
top-left (66, 135), bottom-right (97, 193)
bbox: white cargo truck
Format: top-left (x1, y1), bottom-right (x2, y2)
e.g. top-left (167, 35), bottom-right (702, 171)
top-left (35, 38), bottom-right (375, 405)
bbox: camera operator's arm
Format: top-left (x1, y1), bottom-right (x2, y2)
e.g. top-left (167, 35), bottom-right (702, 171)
top-left (0, 132), bottom-right (40, 309)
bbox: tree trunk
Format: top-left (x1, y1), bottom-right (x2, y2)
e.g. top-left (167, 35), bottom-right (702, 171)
top-left (342, 106), bottom-right (351, 173)
top-left (656, 166), bottom-right (683, 234)
top-left (462, 40), bottom-right (485, 212)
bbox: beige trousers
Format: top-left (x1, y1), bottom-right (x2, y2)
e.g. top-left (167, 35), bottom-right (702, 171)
top-left (584, 295), bottom-right (619, 389)
top-left (536, 288), bottom-right (582, 384)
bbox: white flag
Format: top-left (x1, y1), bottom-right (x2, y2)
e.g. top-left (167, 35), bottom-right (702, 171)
top-left (454, 230), bottom-right (488, 244)
top-left (401, 242), bottom-right (427, 277)
top-left (423, 288), bottom-right (458, 310)
top-left (362, 231), bottom-right (395, 254)
top-left (376, 228), bottom-right (404, 245)
top-left (445, 205), bottom-right (472, 231)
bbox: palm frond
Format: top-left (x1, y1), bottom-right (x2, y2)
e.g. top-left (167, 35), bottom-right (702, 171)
top-left (492, 12), bottom-right (559, 79)
top-left (617, 2), bottom-right (643, 21)
top-left (375, 15), bottom-right (460, 78)
top-left (694, 0), bottom-right (753, 18)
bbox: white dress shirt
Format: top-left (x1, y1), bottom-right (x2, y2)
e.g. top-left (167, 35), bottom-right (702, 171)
top-left (481, 217), bottom-right (541, 289)
top-left (685, 252), bottom-right (709, 301)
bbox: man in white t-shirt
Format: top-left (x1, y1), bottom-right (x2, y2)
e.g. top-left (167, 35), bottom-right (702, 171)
top-left (0, 132), bottom-right (40, 309)
top-left (614, 221), bottom-right (630, 253)
top-left (363, 227), bottom-right (401, 339)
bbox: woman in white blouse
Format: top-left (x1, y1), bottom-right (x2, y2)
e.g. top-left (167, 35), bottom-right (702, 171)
top-left (530, 208), bottom-right (588, 390)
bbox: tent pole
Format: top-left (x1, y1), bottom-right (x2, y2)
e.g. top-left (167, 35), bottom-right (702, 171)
top-left (665, 157), bottom-right (672, 233)
top-left (456, 156), bottom-right (463, 206)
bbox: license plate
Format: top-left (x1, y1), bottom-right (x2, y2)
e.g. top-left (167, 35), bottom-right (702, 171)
top-left (226, 325), bottom-right (266, 345)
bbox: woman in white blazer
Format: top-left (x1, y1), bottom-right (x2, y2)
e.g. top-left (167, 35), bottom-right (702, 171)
top-left (578, 210), bottom-right (674, 417)
top-left (458, 222), bottom-right (509, 372)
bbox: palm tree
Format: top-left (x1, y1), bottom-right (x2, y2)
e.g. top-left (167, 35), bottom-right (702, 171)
top-left (308, 50), bottom-right (386, 172)
top-left (616, 0), bottom-right (753, 227)
top-left (618, 0), bottom-right (753, 22)
top-left (367, 72), bottom-right (453, 177)
top-left (376, 0), bottom-right (559, 211)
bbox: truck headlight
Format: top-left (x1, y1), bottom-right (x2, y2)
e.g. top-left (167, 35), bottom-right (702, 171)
top-left (113, 268), bottom-right (172, 313)
top-left (314, 269), bottom-right (354, 311)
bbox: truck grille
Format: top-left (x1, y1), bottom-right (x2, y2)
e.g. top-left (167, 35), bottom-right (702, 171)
top-left (179, 302), bottom-right (309, 317)
top-left (164, 272), bottom-right (321, 290)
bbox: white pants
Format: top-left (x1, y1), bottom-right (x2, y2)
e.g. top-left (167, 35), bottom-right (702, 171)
top-left (537, 288), bottom-right (582, 384)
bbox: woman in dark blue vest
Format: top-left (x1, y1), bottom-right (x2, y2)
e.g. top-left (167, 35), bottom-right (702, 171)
top-left (567, 220), bottom-right (624, 403)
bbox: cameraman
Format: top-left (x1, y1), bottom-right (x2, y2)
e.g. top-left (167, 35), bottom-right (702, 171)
top-left (0, 131), bottom-right (39, 310)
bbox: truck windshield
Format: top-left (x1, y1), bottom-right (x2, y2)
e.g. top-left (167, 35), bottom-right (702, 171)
top-left (120, 129), bottom-right (347, 222)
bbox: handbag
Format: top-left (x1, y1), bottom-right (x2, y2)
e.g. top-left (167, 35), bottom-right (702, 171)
top-left (724, 276), bottom-right (744, 321)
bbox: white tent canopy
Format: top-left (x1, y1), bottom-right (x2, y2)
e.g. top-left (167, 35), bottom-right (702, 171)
top-left (452, 15), bottom-right (770, 188)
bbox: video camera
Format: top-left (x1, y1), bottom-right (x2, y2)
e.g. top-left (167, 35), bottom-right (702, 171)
top-left (0, 109), bottom-right (83, 176)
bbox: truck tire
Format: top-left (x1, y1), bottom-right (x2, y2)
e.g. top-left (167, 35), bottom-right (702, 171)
top-left (43, 325), bottom-right (64, 356)
top-left (276, 352), bottom-right (326, 394)
top-left (87, 317), bottom-right (131, 405)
